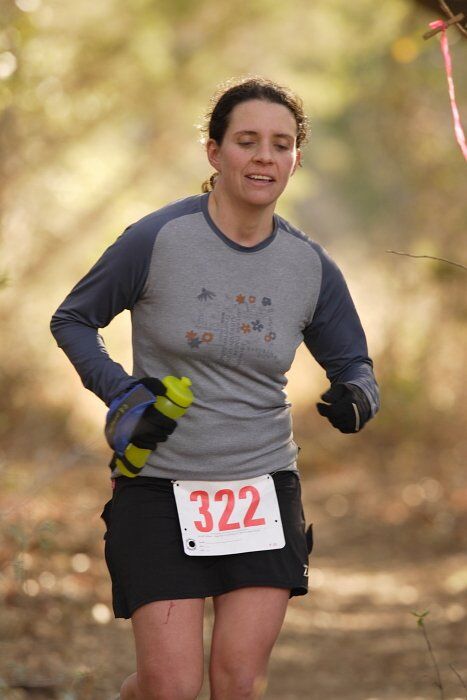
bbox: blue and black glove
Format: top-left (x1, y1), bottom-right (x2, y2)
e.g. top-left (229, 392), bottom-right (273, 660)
top-left (105, 377), bottom-right (177, 455)
top-left (316, 383), bottom-right (371, 433)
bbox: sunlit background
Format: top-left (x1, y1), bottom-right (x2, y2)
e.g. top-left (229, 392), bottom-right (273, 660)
top-left (0, 0), bottom-right (466, 698)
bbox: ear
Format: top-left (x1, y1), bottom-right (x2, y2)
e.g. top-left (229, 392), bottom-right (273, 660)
top-left (291, 149), bottom-right (301, 176)
top-left (206, 138), bottom-right (222, 172)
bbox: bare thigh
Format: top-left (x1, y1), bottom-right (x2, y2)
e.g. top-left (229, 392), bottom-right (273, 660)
top-left (209, 587), bottom-right (290, 699)
top-left (131, 598), bottom-right (205, 698)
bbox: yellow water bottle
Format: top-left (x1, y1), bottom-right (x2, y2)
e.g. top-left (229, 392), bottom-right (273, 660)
top-left (116, 376), bottom-right (194, 478)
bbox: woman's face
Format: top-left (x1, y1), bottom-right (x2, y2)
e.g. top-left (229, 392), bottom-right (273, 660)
top-left (206, 99), bottom-right (301, 209)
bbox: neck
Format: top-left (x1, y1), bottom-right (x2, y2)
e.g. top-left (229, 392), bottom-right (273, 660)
top-left (207, 186), bottom-right (276, 247)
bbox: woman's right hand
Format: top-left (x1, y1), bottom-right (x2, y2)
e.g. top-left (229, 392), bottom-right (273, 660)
top-left (105, 377), bottom-right (177, 455)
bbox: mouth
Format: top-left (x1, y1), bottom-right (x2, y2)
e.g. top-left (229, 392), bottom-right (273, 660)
top-left (245, 174), bottom-right (275, 185)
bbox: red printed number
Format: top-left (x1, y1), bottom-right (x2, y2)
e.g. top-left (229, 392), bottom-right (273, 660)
top-left (191, 485), bottom-right (265, 532)
top-left (190, 490), bottom-right (213, 532)
top-left (215, 489), bottom-right (240, 530)
top-left (239, 485), bottom-right (266, 527)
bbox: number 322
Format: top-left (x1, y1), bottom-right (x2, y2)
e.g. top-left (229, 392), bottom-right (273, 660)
top-left (190, 486), bottom-right (265, 533)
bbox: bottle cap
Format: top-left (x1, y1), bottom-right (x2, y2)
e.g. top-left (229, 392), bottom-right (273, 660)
top-left (162, 376), bottom-right (194, 408)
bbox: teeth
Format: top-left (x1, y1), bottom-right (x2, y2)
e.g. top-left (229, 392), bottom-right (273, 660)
top-left (248, 175), bottom-right (272, 181)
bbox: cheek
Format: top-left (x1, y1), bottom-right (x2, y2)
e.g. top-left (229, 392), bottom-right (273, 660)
top-left (281, 154), bottom-right (298, 176)
top-left (220, 145), bottom-right (249, 173)
top-left (230, 151), bottom-right (249, 172)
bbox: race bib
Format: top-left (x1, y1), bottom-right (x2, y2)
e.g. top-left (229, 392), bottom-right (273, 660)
top-left (173, 474), bottom-right (285, 556)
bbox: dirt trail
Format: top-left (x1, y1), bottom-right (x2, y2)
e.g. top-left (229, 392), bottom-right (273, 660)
top-left (0, 459), bottom-right (466, 700)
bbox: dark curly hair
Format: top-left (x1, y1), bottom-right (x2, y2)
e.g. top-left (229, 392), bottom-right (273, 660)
top-left (200, 76), bottom-right (310, 193)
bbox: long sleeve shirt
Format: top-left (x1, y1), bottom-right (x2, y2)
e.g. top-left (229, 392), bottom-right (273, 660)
top-left (51, 193), bottom-right (379, 480)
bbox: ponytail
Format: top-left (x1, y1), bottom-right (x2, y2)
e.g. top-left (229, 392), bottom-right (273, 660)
top-left (201, 172), bottom-right (218, 193)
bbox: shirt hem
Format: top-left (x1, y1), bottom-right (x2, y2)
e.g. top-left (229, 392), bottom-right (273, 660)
top-left (110, 462), bottom-right (299, 482)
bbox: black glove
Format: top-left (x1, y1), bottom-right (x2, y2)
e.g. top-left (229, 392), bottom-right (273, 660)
top-left (316, 383), bottom-right (371, 433)
top-left (105, 377), bottom-right (177, 454)
top-left (130, 377), bottom-right (177, 449)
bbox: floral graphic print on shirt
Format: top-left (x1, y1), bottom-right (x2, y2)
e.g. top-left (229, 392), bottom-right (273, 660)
top-left (185, 288), bottom-right (278, 367)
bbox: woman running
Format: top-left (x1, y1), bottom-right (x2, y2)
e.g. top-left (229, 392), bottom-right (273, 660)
top-left (51, 76), bottom-right (379, 700)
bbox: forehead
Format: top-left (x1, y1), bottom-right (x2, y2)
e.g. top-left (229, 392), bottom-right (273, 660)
top-left (226, 99), bottom-right (297, 139)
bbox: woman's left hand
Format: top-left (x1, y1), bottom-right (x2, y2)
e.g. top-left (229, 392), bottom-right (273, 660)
top-left (316, 383), bottom-right (371, 433)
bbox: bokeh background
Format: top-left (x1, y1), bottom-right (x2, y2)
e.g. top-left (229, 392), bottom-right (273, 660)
top-left (0, 0), bottom-right (466, 698)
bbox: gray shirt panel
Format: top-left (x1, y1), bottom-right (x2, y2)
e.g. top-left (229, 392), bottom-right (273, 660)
top-left (130, 209), bottom-right (323, 479)
top-left (50, 193), bottom-right (379, 480)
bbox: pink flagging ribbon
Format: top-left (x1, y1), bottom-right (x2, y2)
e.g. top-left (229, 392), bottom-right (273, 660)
top-left (429, 19), bottom-right (467, 160)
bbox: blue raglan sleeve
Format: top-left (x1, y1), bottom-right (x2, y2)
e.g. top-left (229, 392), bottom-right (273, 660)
top-left (50, 221), bottom-right (157, 406)
top-left (303, 246), bottom-right (380, 416)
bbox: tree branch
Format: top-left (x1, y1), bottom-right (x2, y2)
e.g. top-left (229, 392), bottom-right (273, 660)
top-left (386, 250), bottom-right (467, 270)
top-left (449, 664), bottom-right (467, 699)
top-left (423, 11), bottom-right (465, 39)
top-left (439, 0), bottom-right (467, 36)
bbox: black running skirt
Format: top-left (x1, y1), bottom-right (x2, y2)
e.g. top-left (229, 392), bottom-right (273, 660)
top-left (100, 470), bottom-right (313, 619)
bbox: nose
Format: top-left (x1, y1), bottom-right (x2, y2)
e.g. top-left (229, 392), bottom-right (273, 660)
top-left (253, 143), bottom-right (274, 163)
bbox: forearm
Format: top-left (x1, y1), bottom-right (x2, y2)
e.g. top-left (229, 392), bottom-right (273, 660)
top-left (49, 222), bottom-right (156, 405)
top-left (332, 360), bottom-right (380, 418)
top-left (50, 315), bottom-right (136, 405)
top-left (302, 245), bottom-right (380, 421)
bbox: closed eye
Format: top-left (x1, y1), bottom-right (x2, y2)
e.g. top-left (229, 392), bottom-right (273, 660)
top-left (238, 142), bottom-right (290, 151)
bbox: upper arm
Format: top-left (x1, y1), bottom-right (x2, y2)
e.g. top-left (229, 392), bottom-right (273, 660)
top-left (51, 221), bottom-right (157, 332)
top-left (302, 246), bottom-right (373, 382)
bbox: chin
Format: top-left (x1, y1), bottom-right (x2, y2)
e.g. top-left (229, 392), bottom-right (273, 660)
top-left (239, 188), bottom-right (282, 209)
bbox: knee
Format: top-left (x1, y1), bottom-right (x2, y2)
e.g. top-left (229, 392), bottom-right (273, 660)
top-left (137, 668), bottom-right (203, 700)
top-left (232, 674), bottom-right (267, 699)
top-left (210, 663), bottom-right (267, 699)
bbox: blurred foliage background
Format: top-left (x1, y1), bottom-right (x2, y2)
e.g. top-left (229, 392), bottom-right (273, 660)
top-left (0, 0), bottom-right (466, 455)
top-left (0, 0), bottom-right (466, 698)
